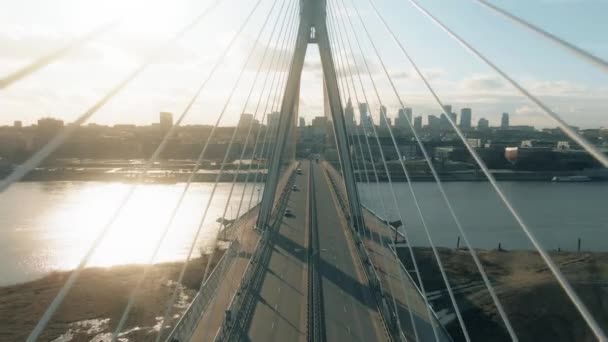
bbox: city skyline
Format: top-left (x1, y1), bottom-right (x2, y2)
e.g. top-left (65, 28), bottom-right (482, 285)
top-left (0, 0), bottom-right (607, 129)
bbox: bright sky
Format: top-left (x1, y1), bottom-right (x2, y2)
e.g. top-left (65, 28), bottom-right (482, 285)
top-left (0, 0), bottom-right (606, 129)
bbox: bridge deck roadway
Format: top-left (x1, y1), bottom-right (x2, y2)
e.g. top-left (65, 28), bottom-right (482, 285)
top-left (312, 161), bottom-right (386, 341)
top-left (240, 160), bottom-right (385, 341)
top-left (244, 160), bottom-right (309, 341)
top-left (187, 163), bottom-right (297, 341)
top-left (323, 161), bottom-right (451, 342)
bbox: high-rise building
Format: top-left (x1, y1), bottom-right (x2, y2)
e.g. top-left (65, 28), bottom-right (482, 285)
top-left (267, 112), bottom-right (280, 132)
top-left (238, 113), bottom-right (254, 130)
top-left (428, 115), bottom-right (440, 130)
top-left (36, 117), bottom-right (64, 146)
top-left (299, 117), bottom-right (306, 127)
top-left (478, 117), bottom-right (490, 130)
top-left (414, 116), bottom-right (422, 131)
top-left (395, 107), bottom-right (412, 129)
top-left (358, 102), bottom-right (368, 124)
top-left (159, 112), bottom-right (173, 133)
top-left (13, 121), bottom-right (22, 129)
top-left (344, 98), bottom-right (355, 133)
top-left (460, 108), bottom-right (472, 129)
top-left (443, 105), bottom-right (452, 116)
top-left (311, 116), bottom-right (328, 136)
top-left (501, 112), bottom-right (510, 129)
top-left (379, 105), bottom-right (388, 124)
top-left (358, 102), bottom-right (373, 131)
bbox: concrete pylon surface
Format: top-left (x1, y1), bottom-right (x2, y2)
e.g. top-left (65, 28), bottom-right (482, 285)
top-left (257, 0), bottom-right (364, 229)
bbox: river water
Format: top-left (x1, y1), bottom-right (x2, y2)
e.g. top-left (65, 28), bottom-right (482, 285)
top-left (1, 180), bottom-right (607, 286)
top-left (0, 181), bottom-right (263, 286)
top-left (359, 181), bottom-right (608, 253)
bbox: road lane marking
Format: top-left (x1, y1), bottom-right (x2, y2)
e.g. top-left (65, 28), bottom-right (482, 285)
top-left (344, 305), bottom-right (347, 312)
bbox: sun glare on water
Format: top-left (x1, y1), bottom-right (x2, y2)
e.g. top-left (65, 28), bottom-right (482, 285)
top-left (43, 183), bottom-right (220, 270)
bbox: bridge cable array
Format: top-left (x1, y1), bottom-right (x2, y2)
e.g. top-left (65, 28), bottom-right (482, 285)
top-left (328, 6), bottom-right (427, 341)
top-left (328, 12), bottom-right (411, 340)
top-left (0, 0), bottom-right (606, 340)
top-left (0, 0), bottom-right (224, 195)
top-left (18, 0), bottom-right (298, 339)
top-left (111, 0), bottom-right (297, 340)
top-left (330, 0), bottom-right (607, 340)
top-left (403, 0), bottom-right (606, 339)
top-left (473, 0), bottom-right (608, 74)
top-left (363, 0), bottom-right (518, 338)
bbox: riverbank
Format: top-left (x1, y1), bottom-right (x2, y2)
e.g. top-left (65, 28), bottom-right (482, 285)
top-left (0, 251), bottom-right (224, 341)
top-left (398, 247), bottom-right (608, 341)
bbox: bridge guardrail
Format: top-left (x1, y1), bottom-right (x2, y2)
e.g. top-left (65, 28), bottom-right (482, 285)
top-left (167, 162), bottom-right (297, 341)
top-left (166, 239), bottom-right (241, 342)
top-left (321, 162), bottom-right (397, 341)
top-left (215, 164), bottom-right (299, 341)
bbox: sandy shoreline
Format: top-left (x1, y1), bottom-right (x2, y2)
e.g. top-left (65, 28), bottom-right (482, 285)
top-left (0, 252), bottom-right (224, 342)
top-left (399, 247), bottom-right (608, 341)
top-left (2, 247), bottom-right (608, 341)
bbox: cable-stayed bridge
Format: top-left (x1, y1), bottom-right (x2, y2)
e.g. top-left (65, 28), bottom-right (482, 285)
top-left (1, 0), bottom-right (608, 341)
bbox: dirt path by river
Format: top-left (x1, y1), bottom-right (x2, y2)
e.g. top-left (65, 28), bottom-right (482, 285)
top-left (399, 247), bottom-right (608, 341)
top-left (0, 252), bottom-right (223, 342)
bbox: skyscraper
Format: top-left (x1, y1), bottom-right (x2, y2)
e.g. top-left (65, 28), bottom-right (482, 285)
top-left (414, 116), bottom-right (422, 131)
top-left (395, 107), bottom-right (412, 129)
top-left (299, 117), bottom-right (306, 127)
top-left (358, 102), bottom-right (373, 130)
top-left (478, 117), bottom-right (489, 130)
top-left (501, 112), bottom-right (510, 129)
top-left (428, 115), bottom-right (440, 130)
top-left (460, 108), bottom-right (472, 129)
top-left (267, 111), bottom-right (280, 133)
top-left (358, 102), bottom-right (368, 125)
top-left (238, 113), bottom-right (254, 130)
top-left (344, 98), bottom-right (355, 133)
top-left (159, 112), bottom-right (173, 133)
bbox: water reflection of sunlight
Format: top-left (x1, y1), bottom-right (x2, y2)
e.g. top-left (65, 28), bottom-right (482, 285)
top-left (46, 183), bottom-right (231, 270)
top-left (0, 181), bottom-right (261, 284)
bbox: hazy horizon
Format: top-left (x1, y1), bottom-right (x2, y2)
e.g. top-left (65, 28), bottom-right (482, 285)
top-left (1, 0), bottom-right (607, 129)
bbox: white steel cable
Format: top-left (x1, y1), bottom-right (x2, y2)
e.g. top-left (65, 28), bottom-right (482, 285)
top-left (213, 3), bottom-right (298, 295)
top-left (329, 4), bottom-right (429, 340)
top-left (401, 0), bottom-right (607, 339)
top-left (24, 2), bottom-right (227, 340)
top-left (365, 0), bottom-right (517, 339)
top-left (327, 13), bottom-right (412, 340)
top-left (406, 0), bottom-right (608, 170)
top-left (344, 0), bottom-right (473, 339)
top-left (245, 40), bottom-right (296, 212)
top-left (0, 21), bottom-right (118, 89)
top-left (331, 0), bottom-right (445, 340)
top-left (152, 2), bottom-right (286, 340)
top-left (0, 0), bottom-right (224, 194)
top-left (110, 0), bottom-right (291, 339)
top-left (233, 5), bottom-right (299, 230)
top-left (474, 0), bottom-right (608, 74)
top-left (200, 0), bottom-right (297, 285)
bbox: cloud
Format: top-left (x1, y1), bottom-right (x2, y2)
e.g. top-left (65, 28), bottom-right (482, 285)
top-left (0, 30), bottom-right (104, 63)
top-left (391, 70), bottom-right (409, 79)
top-left (460, 74), bottom-right (507, 92)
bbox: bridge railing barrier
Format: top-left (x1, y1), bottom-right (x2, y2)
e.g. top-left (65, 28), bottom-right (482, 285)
top-left (215, 164), bottom-right (299, 341)
top-left (326, 162), bottom-right (452, 340)
top-left (166, 239), bottom-right (241, 341)
top-left (167, 162), bottom-right (297, 341)
top-left (321, 161), bottom-right (398, 340)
